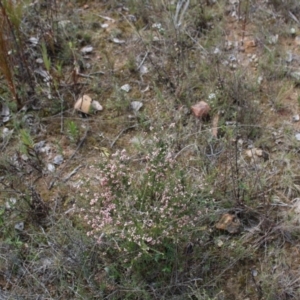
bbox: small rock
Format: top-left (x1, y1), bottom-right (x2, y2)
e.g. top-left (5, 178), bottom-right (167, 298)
top-left (217, 239), bottom-right (224, 247)
top-left (286, 51), bottom-right (293, 63)
top-left (291, 72), bottom-right (300, 81)
top-left (269, 34), bottom-right (278, 45)
top-left (111, 38), bottom-right (125, 44)
top-left (21, 154), bottom-right (28, 161)
top-left (243, 38), bottom-right (256, 50)
top-left (47, 163), bottom-right (55, 172)
top-left (91, 100), bottom-right (103, 112)
top-left (215, 213), bottom-right (241, 234)
top-left (131, 101), bottom-right (143, 112)
top-left (101, 23), bottom-right (109, 28)
top-left (80, 45), bottom-right (93, 54)
top-left (245, 148), bottom-right (263, 158)
top-left (291, 28), bottom-right (296, 35)
top-left (225, 40), bottom-right (234, 50)
top-left (2, 127), bottom-right (13, 139)
top-left (29, 37), bottom-right (39, 46)
top-left (121, 84), bottom-right (131, 92)
top-left (74, 95), bottom-right (92, 113)
top-left (140, 65), bottom-right (149, 75)
top-left (1, 104), bottom-right (10, 123)
top-left (295, 36), bottom-right (300, 46)
top-left (34, 141), bottom-right (46, 152)
top-left (296, 133), bottom-right (300, 141)
top-left (34, 68), bottom-right (51, 82)
top-left (257, 76), bottom-right (263, 85)
top-left (293, 115), bottom-right (300, 122)
top-left (191, 101), bottom-right (210, 118)
top-left (6, 198), bottom-right (17, 209)
top-left (255, 149), bottom-right (263, 157)
top-left (213, 47), bottom-right (221, 54)
top-left (15, 222), bottom-right (24, 231)
top-left (53, 155), bottom-right (63, 165)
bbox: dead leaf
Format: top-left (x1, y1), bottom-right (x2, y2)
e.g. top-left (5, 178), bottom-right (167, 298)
top-left (74, 95), bottom-right (92, 113)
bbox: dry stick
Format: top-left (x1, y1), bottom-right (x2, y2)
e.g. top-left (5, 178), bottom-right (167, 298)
top-left (110, 124), bottom-right (138, 148)
top-left (63, 164), bottom-right (84, 183)
top-left (48, 128), bottom-right (88, 190)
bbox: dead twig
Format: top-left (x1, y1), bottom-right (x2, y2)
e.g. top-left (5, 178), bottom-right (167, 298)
top-left (48, 128), bottom-right (88, 190)
top-left (63, 164), bottom-right (84, 183)
top-left (110, 124), bottom-right (138, 148)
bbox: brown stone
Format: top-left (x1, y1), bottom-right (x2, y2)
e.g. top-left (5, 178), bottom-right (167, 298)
top-left (243, 38), bottom-right (256, 49)
top-left (215, 213), bottom-right (241, 234)
top-left (74, 95), bottom-right (92, 114)
top-left (191, 101), bottom-right (211, 118)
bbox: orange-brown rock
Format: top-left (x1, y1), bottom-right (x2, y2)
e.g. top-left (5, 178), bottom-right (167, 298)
top-left (191, 101), bottom-right (211, 118)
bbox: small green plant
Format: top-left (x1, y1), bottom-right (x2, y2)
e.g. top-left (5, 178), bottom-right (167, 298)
top-left (66, 120), bottom-right (79, 143)
top-left (19, 128), bottom-right (34, 156)
top-left (41, 42), bottom-right (51, 72)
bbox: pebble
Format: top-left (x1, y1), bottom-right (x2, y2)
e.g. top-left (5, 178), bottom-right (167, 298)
top-left (53, 155), bottom-right (63, 165)
top-left (131, 101), bottom-right (143, 112)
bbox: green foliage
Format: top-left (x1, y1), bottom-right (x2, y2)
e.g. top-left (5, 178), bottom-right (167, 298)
top-left (66, 120), bottom-right (79, 143)
top-left (41, 42), bottom-right (51, 72)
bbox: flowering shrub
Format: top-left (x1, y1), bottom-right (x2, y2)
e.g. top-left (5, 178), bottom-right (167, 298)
top-left (80, 143), bottom-right (198, 261)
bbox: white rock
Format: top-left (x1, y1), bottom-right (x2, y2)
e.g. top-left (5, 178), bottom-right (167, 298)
top-left (34, 141), bottom-right (46, 152)
top-left (6, 198), bottom-right (16, 209)
top-left (121, 84), bottom-right (131, 92)
top-left (112, 38), bottom-right (125, 44)
top-left (15, 222), bottom-right (24, 231)
top-left (140, 65), bottom-right (149, 75)
top-left (53, 155), bottom-right (63, 165)
top-left (29, 37), bottom-right (39, 46)
top-left (1, 104), bottom-right (10, 123)
top-left (269, 34), bottom-right (278, 44)
top-left (47, 163), bottom-right (55, 172)
top-left (80, 45), bottom-right (93, 54)
top-left (295, 133), bottom-right (300, 141)
top-left (131, 101), bottom-right (143, 112)
top-left (2, 127), bottom-right (13, 139)
top-left (293, 115), bottom-right (300, 122)
top-left (91, 100), bottom-right (103, 111)
top-left (291, 72), bottom-right (300, 81)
